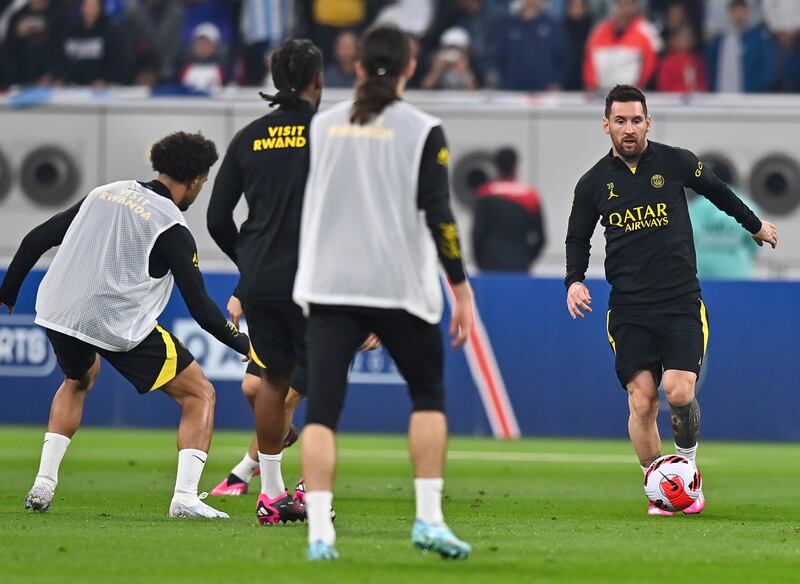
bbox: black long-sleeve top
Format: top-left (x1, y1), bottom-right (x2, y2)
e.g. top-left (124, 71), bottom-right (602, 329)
top-left (565, 141), bottom-right (761, 306)
top-left (0, 180), bottom-right (250, 355)
top-left (207, 101), bottom-right (316, 302)
top-left (208, 102), bottom-right (465, 303)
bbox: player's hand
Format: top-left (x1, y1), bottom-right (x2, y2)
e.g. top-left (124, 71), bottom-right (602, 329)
top-left (752, 220), bottom-right (778, 249)
top-left (227, 295), bottom-right (243, 328)
top-left (359, 333), bottom-right (381, 352)
top-left (449, 281), bottom-right (474, 349)
top-left (567, 282), bottom-right (592, 319)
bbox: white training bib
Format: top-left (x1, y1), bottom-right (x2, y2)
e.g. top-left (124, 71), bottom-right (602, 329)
top-left (293, 100), bottom-right (443, 323)
top-left (36, 180), bottom-right (186, 351)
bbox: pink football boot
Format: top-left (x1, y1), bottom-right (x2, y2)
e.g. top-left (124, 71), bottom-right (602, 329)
top-left (682, 490), bottom-right (705, 515)
top-left (210, 475), bottom-right (249, 496)
top-left (647, 502), bottom-right (675, 516)
top-left (256, 491), bottom-right (306, 525)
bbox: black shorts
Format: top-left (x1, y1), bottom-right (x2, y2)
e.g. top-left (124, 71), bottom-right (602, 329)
top-left (305, 305), bottom-right (445, 431)
top-left (241, 300), bottom-right (308, 395)
top-left (46, 325), bottom-right (195, 394)
top-left (606, 298), bottom-right (709, 389)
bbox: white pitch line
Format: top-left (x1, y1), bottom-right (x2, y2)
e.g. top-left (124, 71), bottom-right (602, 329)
top-left (339, 448), bottom-right (638, 464)
top-left (338, 449), bottom-right (719, 465)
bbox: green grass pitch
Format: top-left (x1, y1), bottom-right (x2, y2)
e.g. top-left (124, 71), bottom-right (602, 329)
top-left (1, 427), bottom-right (799, 583)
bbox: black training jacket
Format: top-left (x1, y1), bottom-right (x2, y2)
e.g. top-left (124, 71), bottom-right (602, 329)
top-left (565, 141), bottom-right (761, 307)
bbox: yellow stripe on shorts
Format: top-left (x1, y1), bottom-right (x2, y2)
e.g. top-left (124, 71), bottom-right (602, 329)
top-left (249, 339), bottom-right (267, 369)
top-left (151, 325), bottom-right (178, 390)
top-left (699, 300), bottom-right (709, 355)
top-left (606, 309), bottom-right (616, 355)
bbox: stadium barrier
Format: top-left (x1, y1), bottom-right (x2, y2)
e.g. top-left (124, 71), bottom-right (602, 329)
top-left (1, 270), bottom-right (798, 441)
top-left (4, 91), bottom-right (800, 278)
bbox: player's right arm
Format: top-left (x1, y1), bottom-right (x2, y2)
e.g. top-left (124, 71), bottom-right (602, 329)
top-left (207, 131), bottom-right (245, 264)
top-left (0, 198), bottom-right (84, 312)
top-left (153, 225), bottom-right (251, 357)
top-left (565, 176), bottom-right (600, 319)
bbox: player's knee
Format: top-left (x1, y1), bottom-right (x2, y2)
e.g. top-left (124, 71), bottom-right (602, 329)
top-left (241, 373), bottom-right (261, 400)
top-left (286, 388), bottom-right (304, 409)
top-left (409, 384), bottom-right (445, 413)
top-left (628, 391), bottom-right (658, 421)
top-left (195, 377), bottom-right (216, 408)
top-left (663, 374), bottom-right (695, 406)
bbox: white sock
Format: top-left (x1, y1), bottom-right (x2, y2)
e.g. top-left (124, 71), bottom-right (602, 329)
top-left (230, 453), bottom-right (259, 483)
top-left (34, 432), bottom-right (71, 490)
top-left (414, 478), bottom-right (445, 525)
top-left (258, 452), bottom-right (285, 499)
top-left (675, 443), bottom-right (698, 464)
top-left (173, 449), bottom-right (207, 501)
top-left (306, 490), bottom-right (335, 545)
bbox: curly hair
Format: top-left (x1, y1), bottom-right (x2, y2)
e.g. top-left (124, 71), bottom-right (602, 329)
top-left (150, 132), bottom-right (218, 183)
top-left (260, 39), bottom-right (323, 107)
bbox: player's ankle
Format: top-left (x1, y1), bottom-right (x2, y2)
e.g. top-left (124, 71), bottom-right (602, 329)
top-left (33, 475), bottom-right (57, 491)
top-left (171, 491), bottom-right (199, 505)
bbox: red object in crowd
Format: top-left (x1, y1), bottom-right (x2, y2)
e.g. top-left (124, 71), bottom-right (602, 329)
top-left (476, 180), bottom-right (541, 215)
top-left (583, 15), bottom-right (661, 91)
top-left (656, 51), bottom-right (709, 93)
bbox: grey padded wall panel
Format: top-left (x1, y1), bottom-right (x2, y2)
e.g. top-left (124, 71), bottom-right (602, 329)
top-left (0, 109), bottom-right (101, 258)
top-left (3, 94), bottom-right (800, 277)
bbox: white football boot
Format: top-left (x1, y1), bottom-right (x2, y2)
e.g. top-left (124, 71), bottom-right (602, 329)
top-left (24, 483), bottom-right (55, 512)
top-left (169, 493), bottom-right (229, 519)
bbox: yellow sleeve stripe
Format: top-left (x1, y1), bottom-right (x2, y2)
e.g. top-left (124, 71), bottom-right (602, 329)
top-left (151, 325), bottom-right (178, 391)
top-left (249, 340), bottom-right (267, 369)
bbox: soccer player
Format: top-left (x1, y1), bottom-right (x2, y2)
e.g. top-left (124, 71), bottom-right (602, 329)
top-left (565, 85), bottom-right (778, 516)
top-left (294, 25), bottom-right (474, 561)
top-left (0, 132), bottom-right (252, 519)
top-left (206, 39), bottom-right (322, 525)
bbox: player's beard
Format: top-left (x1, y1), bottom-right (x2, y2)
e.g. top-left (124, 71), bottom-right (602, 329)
top-left (612, 134), bottom-right (647, 164)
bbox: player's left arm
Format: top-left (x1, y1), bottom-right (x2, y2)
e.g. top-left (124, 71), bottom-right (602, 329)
top-left (207, 132), bottom-right (245, 264)
top-left (0, 198), bottom-right (84, 313)
top-left (155, 225), bottom-right (251, 356)
top-left (417, 125), bottom-right (467, 286)
top-left (681, 149), bottom-right (777, 248)
top-left (417, 125), bottom-right (473, 347)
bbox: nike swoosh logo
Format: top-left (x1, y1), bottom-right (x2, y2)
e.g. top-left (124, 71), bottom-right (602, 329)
top-left (192, 455), bottom-right (206, 463)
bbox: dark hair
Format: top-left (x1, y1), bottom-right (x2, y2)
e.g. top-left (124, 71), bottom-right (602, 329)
top-left (496, 147), bottom-right (518, 178)
top-left (150, 132), bottom-right (218, 183)
top-left (260, 39), bottom-right (323, 107)
top-left (351, 26), bottom-right (410, 125)
top-left (604, 84), bottom-right (648, 118)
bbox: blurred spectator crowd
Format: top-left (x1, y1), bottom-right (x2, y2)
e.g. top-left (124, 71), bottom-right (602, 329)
top-left (1, 0), bottom-right (798, 94)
